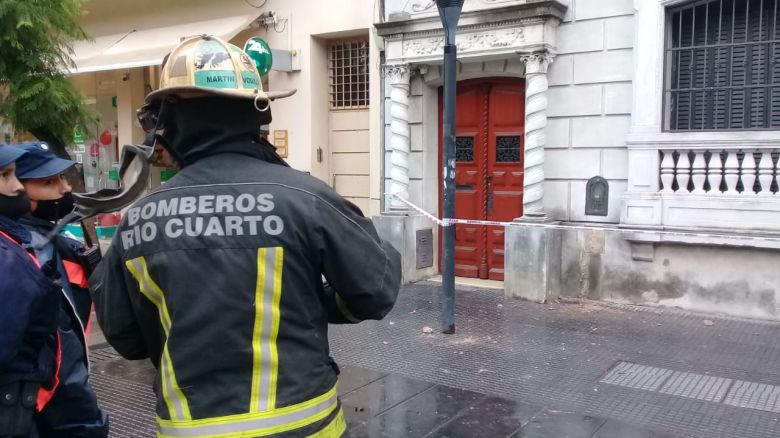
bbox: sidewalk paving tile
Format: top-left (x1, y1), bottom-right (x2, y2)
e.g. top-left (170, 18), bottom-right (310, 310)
top-left (426, 396), bottom-right (542, 438)
top-left (512, 411), bottom-right (605, 438)
top-left (592, 420), bottom-right (677, 438)
top-left (348, 384), bottom-right (483, 437)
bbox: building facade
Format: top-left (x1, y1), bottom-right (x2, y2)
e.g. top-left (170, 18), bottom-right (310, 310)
top-left (375, 0), bottom-right (780, 320)
top-left (62, 0), bottom-right (780, 319)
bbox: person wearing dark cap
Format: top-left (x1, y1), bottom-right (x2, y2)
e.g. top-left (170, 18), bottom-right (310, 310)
top-left (0, 144), bottom-right (59, 438)
top-left (14, 142), bottom-right (109, 438)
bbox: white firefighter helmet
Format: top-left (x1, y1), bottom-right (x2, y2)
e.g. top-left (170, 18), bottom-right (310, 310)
top-left (145, 34), bottom-right (294, 107)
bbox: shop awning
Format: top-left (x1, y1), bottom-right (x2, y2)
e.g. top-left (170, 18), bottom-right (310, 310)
top-left (69, 14), bottom-right (260, 74)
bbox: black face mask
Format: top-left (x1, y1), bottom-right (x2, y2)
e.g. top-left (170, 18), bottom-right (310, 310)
top-left (0, 192), bottom-right (31, 220)
top-left (32, 192), bottom-right (75, 222)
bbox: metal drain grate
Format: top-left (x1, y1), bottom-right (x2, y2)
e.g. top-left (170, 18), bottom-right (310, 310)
top-left (601, 362), bottom-right (780, 415)
top-left (90, 347), bottom-right (122, 364)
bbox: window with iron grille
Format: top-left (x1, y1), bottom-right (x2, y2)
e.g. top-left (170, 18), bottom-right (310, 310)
top-left (328, 40), bottom-right (370, 109)
top-left (665, 0), bottom-right (780, 130)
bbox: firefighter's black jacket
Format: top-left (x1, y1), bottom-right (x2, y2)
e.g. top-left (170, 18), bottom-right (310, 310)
top-left (90, 139), bottom-right (402, 437)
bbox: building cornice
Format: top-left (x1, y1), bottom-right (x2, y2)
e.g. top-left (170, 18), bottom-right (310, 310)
top-left (375, 1), bottom-right (567, 37)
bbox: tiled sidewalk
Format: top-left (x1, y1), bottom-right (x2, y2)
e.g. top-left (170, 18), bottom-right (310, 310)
top-left (89, 280), bottom-right (780, 437)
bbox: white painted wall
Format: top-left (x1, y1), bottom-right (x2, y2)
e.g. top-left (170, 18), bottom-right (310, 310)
top-left (233, 0), bottom-right (382, 215)
top-left (544, 0), bottom-right (635, 223)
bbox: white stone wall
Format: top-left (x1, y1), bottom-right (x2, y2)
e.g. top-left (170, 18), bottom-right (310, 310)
top-left (545, 0), bottom-right (635, 223)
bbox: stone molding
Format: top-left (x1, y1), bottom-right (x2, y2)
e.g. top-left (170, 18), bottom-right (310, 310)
top-left (376, 1), bottom-right (566, 39)
top-left (382, 18), bottom-right (543, 41)
top-left (402, 27), bottom-right (525, 58)
top-left (393, 0), bottom-right (561, 18)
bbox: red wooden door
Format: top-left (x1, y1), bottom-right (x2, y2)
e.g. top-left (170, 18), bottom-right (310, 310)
top-left (439, 79), bottom-right (525, 281)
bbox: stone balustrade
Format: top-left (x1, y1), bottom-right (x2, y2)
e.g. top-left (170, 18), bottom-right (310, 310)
top-left (660, 149), bottom-right (779, 195)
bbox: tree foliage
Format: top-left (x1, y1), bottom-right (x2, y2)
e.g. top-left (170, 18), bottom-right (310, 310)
top-left (0, 0), bottom-right (95, 158)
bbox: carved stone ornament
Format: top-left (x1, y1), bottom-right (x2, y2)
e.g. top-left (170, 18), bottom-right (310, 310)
top-left (403, 27), bottom-right (525, 58)
top-left (410, 0), bottom-right (436, 12)
top-left (383, 64), bottom-right (412, 85)
top-left (519, 52), bottom-right (554, 74)
top-left (407, 0), bottom-right (520, 14)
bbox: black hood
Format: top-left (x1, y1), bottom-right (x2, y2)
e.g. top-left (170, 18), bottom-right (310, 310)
top-left (157, 96), bottom-right (284, 167)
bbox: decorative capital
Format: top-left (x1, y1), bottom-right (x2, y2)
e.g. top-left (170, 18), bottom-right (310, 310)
top-left (384, 64), bottom-right (412, 85)
top-left (519, 51), bottom-right (554, 74)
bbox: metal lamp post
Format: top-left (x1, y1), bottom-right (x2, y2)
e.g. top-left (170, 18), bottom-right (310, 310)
top-left (436, 0), bottom-right (463, 335)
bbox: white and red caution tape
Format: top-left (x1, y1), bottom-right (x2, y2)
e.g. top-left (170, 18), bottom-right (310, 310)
top-left (386, 193), bottom-right (780, 245)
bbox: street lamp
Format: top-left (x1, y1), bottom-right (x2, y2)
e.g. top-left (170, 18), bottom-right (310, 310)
top-left (436, 0), bottom-right (463, 335)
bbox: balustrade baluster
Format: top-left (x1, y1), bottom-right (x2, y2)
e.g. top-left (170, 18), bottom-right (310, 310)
top-left (691, 151), bottom-right (706, 194)
top-left (741, 151), bottom-right (757, 194)
top-left (708, 151), bottom-right (723, 194)
top-left (660, 150), bottom-right (675, 193)
top-left (676, 150), bottom-right (691, 193)
top-left (724, 151), bottom-right (740, 194)
top-left (758, 151), bottom-right (774, 194)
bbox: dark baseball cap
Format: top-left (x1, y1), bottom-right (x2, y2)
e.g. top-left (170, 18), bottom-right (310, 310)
top-left (15, 141), bottom-right (76, 180)
top-left (0, 144), bottom-right (27, 168)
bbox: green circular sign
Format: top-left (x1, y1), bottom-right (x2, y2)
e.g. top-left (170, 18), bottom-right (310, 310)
top-left (244, 37), bottom-right (273, 76)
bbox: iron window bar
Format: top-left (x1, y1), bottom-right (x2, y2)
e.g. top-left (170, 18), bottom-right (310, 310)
top-left (328, 39), bottom-right (370, 110)
top-left (665, 0), bottom-right (780, 131)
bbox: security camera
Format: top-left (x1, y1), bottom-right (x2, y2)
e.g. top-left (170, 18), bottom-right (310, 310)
top-left (260, 11), bottom-right (277, 25)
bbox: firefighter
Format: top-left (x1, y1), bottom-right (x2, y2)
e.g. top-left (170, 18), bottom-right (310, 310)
top-left (14, 142), bottom-right (109, 438)
top-left (90, 35), bottom-right (402, 437)
top-left (0, 144), bottom-right (59, 438)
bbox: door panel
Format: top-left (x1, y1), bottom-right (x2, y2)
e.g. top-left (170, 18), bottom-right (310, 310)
top-left (486, 83), bottom-right (525, 280)
top-left (452, 84), bottom-right (487, 278)
top-left (439, 79), bottom-right (524, 280)
top-left (329, 109), bottom-right (370, 214)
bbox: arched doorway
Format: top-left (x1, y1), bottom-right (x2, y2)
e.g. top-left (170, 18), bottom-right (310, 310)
top-left (439, 78), bottom-right (525, 281)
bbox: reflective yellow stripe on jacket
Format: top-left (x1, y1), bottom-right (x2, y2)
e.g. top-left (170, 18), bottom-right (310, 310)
top-left (251, 247), bottom-right (284, 412)
top-left (157, 384), bottom-right (343, 437)
top-left (130, 249), bottom-right (343, 437)
top-left (126, 257), bottom-right (192, 421)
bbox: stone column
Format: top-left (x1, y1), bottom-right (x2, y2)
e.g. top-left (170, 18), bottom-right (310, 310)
top-left (384, 63), bottom-right (412, 210)
top-left (519, 52), bottom-right (553, 219)
top-left (505, 52), bottom-right (560, 303)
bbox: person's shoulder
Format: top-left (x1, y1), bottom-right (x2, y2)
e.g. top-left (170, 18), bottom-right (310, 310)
top-left (58, 235), bottom-right (85, 250)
